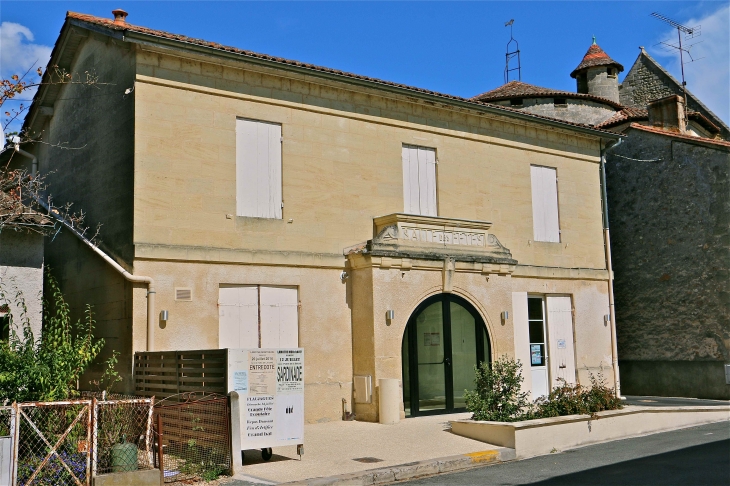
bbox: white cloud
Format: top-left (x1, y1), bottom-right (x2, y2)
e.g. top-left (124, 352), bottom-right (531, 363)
top-left (0, 22), bottom-right (52, 78)
top-left (0, 22), bottom-right (52, 133)
top-left (651, 5), bottom-right (730, 126)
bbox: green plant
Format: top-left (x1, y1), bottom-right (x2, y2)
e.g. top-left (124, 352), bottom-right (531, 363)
top-left (534, 369), bottom-right (622, 419)
top-left (0, 270), bottom-right (105, 402)
top-left (464, 356), bottom-right (532, 422)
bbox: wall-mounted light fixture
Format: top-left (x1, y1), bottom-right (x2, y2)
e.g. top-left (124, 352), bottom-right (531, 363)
top-left (604, 314), bottom-right (610, 326)
top-left (385, 310), bottom-right (394, 326)
top-left (500, 311), bottom-right (509, 325)
top-left (160, 310), bottom-right (169, 322)
top-left (340, 271), bottom-right (349, 281)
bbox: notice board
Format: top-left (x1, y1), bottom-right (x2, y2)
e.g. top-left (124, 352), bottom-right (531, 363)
top-left (227, 348), bottom-right (304, 449)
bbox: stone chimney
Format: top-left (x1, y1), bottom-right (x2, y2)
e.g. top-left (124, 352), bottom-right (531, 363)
top-left (648, 95), bottom-right (686, 133)
top-left (112, 9), bottom-right (128, 26)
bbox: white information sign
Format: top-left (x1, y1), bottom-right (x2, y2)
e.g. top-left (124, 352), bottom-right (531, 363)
top-left (227, 348), bottom-right (304, 449)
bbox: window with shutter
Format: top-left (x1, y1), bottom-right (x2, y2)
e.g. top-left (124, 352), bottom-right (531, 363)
top-left (402, 145), bottom-right (437, 216)
top-left (236, 118), bottom-right (282, 219)
top-left (218, 285), bottom-right (298, 349)
top-left (530, 165), bottom-right (561, 242)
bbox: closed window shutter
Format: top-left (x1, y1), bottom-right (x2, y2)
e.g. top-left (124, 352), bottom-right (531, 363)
top-left (530, 166), bottom-right (560, 242)
top-left (260, 286), bottom-right (299, 348)
top-left (236, 118), bottom-right (282, 218)
top-left (219, 286), bottom-right (258, 349)
top-left (402, 145), bottom-right (437, 216)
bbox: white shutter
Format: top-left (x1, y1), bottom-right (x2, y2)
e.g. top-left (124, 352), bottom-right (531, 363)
top-left (402, 145), bottom-right (437, 216)
top-left (546, 296), bottom-right (576, 386)
top-left (530, 166), bottom-right (560, 242)
top-left (219, 286), bottom-right (259, 349)
top-left (260, 286), bottom-right (298, 348)
top-left (236, 119), bottom-right (282, 218)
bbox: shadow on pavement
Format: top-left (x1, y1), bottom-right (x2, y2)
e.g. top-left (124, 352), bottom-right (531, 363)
top-left (525, 439), bottom-right (730, 486)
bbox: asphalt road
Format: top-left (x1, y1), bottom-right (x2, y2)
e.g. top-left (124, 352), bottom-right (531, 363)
top-left (404, 421), bottom-right (730, 486)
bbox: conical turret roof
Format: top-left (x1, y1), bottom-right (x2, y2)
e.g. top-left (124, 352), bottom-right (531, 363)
top-left (570, 38), bottom-right (624, 78)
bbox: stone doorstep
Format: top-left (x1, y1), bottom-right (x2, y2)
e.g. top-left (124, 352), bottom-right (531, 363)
top-left (279, 447), bottom-right (516, 486)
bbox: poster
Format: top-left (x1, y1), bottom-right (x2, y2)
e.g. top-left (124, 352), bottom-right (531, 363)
top-left (531, 344), bottom-right (543, 365)
top-left (228, 348), bottom-right (305, 450)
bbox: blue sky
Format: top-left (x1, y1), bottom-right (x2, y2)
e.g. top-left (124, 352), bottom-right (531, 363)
top-left (2, 1), bottom-right (728, 133)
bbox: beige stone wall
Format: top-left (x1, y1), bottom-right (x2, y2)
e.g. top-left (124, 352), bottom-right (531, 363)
top-left (133, 49), bottom-right (606, 270)
top-left (131, 259), bottom-right (352, 423)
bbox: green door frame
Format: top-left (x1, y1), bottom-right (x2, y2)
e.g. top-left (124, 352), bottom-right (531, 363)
top-left (402, 294), bottom-right (491, 417)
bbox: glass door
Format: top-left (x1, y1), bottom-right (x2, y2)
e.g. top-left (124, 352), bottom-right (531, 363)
top-left (403, 294), bottom-right (491, 417)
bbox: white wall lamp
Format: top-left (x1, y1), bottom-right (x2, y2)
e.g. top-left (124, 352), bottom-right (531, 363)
top-left (500, 311), bottom-right (509, 325)
top-left (160, 310), bottom-right (169, 322)
top-left (385, 310), bottom-right (394, 326)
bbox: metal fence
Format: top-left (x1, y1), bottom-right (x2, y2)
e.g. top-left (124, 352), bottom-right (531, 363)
top-left (4, 398), bottom-right (154, 486)
top-left (154, 394), bottom-right (231, 483)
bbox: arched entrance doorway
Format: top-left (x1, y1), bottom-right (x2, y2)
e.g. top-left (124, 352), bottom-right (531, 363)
top-left (402, 294), bottom-right (491, 417)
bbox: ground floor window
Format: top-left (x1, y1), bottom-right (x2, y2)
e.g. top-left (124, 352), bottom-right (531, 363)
top-left (218, 285), bottom-right (298, 349)
top-left (402, 294), bottom-right (490, 417)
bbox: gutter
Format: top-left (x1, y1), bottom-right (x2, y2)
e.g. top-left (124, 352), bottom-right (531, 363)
top-left (10, 138), bottom-right (38, 177)
top-left (33, 196), bottom-right (158, 352)
top-left (599, 137), bottom-right (624, 399)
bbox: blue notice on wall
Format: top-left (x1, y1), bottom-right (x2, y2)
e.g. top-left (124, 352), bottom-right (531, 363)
top-left (531, 345), bottom-right (542, 365)
top-left (233, 370), bottom-right (248, 393)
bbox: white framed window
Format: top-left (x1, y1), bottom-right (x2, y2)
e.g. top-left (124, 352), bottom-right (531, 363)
top-left (402, 145), bottom-right (437, 216)
top-left (218, 285), bottom-right (298, 349)
top-left (530, 165), bottom-right (561, 242)
top-left (236, 118), bottom-right (282, 219)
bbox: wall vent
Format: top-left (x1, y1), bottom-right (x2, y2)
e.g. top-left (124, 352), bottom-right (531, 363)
top-left (175, 288), bottom-right (192, 301)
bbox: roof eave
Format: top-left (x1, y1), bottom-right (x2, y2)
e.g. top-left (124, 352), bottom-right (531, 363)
top-left (123, 29), bottom-right (621, 141)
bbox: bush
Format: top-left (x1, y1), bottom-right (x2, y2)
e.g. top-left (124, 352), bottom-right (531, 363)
top-left (534, 370), bottom-right (622, 419)
top-left (465, 357), bottom-right (622, 423)
top-left (0, 271), bottom-right (105, 403)
top-left (464, 356), bottom-right (532, 422)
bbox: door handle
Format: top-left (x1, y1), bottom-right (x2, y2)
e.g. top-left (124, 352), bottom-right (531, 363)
top-left (444, 358), bottom-right (451, 367)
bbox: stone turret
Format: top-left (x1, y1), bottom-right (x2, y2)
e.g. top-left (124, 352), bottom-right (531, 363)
top-left (571, 37), bottom-right (623, 104)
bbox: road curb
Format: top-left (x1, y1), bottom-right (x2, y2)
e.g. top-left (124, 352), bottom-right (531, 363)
top-left (278, 447), bottom-right (516, 485)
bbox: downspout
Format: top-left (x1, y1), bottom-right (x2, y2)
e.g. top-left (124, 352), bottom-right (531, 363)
top-left (12, 141), bottom-right (38, 177)
top-left (600, 138), bottom-right (624, 399)
top-left (32, 197), bottom-right (157, 351)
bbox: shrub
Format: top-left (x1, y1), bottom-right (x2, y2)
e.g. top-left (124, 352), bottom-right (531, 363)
top-left (464, 356), bottom-right (532, 422)
top-left (534, 369), bottom-right (622, 419)
top-left (0, 271), bottom-right (105, 403)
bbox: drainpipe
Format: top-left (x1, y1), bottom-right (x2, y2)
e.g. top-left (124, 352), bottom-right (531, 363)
top-left (33, 197), bottom-right (157, 351)
top-left (600, 138), bottom-right (624, 399)
top-left (11, 138), bottom-right (38, 177)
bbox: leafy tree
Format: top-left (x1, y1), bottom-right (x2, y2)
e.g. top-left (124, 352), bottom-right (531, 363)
top-left (0, 271), bottom-right (104, 403)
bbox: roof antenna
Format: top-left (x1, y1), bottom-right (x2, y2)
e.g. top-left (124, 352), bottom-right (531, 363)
top-left (650, 12), bottom-right (703, 123)
top-left (504, 19), bottom-right (521, 84)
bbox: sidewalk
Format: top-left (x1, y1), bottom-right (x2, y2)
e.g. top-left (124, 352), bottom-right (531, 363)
top-left (227, 413), bottom-right (508, 485)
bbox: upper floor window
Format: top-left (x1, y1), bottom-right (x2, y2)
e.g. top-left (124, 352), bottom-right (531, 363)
top-left (402, 145), bottom-right (437, 216)
top-left (236, 118), bottom-right (282, 219)
top-left (530, 165), bottom-right (560, 242)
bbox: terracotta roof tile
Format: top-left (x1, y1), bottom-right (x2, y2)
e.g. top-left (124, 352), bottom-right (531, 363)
top-left (470, 80), bottom-right (623, 109)
top-left (597, 108), bottom-right (720, 134)
top-left (629, 123), bottom-right (730, 148)
top-left (60, 12), bottom-right (622, 137)
top-left (571, 43), bottom-right (624, 78)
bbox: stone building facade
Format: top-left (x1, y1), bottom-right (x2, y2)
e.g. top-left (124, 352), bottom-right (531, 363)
top-left (19, 11), bottom-right (622, 422)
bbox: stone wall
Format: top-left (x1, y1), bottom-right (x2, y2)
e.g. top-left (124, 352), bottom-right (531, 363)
top-left (606, 128), bottom-right (730, 399)
top-left (619, 53), bottom-right (730, 139)
top-left (491, 98), bottom-right (616, 126)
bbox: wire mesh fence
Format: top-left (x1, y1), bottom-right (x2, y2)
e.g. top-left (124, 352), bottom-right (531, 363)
top-left (8, 398), bottom-right (154, 486)
top-left (15, 400), bottom-right (92, 486)
top-left (154, 394), bottom-right (231, 483)
top-left (91, 399), bottom-right (154, 476)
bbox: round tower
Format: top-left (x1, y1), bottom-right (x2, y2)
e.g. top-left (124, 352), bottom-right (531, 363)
top-left (570, 37), bottom-right (624, 103)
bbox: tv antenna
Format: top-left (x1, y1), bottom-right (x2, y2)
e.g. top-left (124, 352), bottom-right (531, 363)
top-left (504, 19), bottom-right (521, 83)
top-left (650, 12), bottom-right (703, 122)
